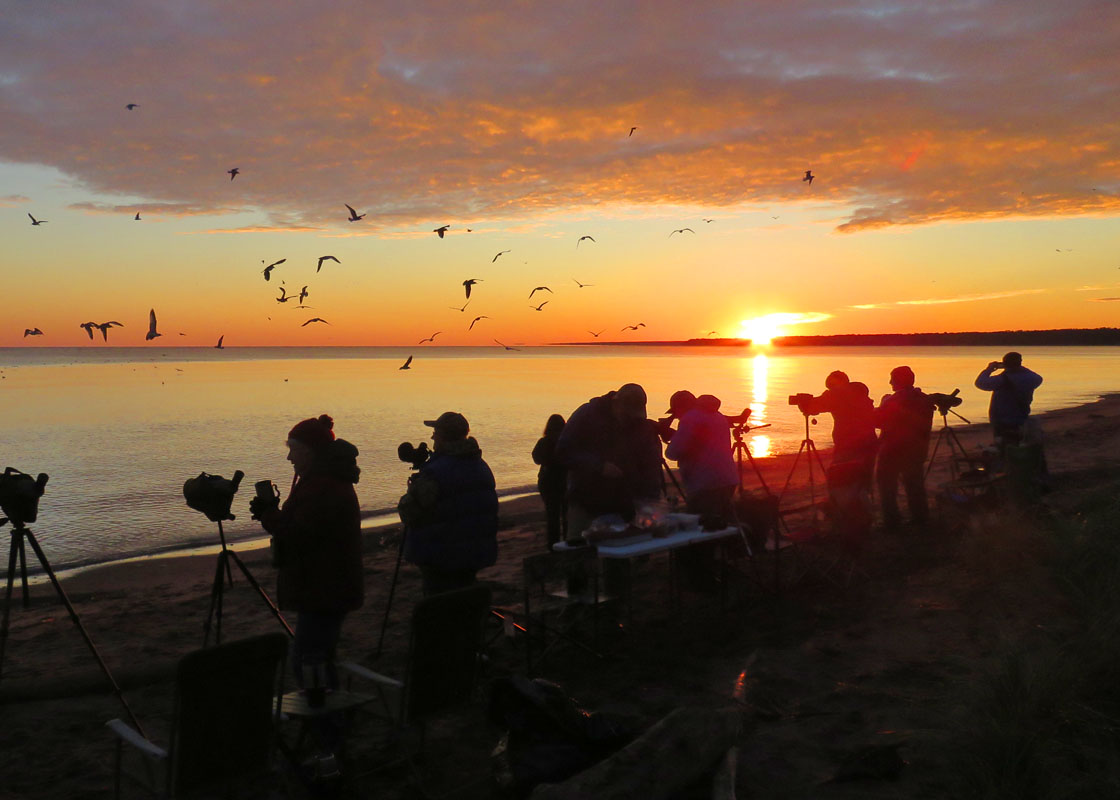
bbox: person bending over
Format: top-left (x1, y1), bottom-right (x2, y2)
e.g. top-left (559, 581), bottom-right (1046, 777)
top-left (799, 370), bottom-right (878, 489)
top-left (397, 411), bottom-right (498, 596)
top-left (664, 391), bottom-right (738, 529)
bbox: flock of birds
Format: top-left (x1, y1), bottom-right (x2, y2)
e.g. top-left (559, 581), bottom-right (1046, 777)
top-left (19, 108), bottom-right (824, 363)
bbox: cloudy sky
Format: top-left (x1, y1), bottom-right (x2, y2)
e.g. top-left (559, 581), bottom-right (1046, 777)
top-left (2, 0), bottom-right (1118, 346)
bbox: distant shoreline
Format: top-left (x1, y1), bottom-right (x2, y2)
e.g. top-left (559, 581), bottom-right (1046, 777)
top-left (560, 327), bottom-right (1120, 347)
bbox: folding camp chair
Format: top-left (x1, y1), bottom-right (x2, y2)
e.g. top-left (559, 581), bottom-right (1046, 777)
top-left (520, 548), bottom-right (611, 675)
top-left (340, 583), bottom-right (492, 795)
top-left (105, 632), bottom-right (289, 799)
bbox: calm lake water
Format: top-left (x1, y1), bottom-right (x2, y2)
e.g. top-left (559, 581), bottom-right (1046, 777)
top-left (1, 344), bottom-right (1117, 569)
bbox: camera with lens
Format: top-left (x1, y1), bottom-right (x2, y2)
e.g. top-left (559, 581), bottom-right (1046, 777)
top-left (656, 415), bottom-right (676, 443)
top-left (788, 393), bottom-right (815, 412)
top-left (183, 470), bottom-right (244, 522)
top-left (398, 441), bottom-right (431, 470)
top-left (927, 389), bottom-right (964, 416)
top-left (0, 467), bottom-right (49, 527)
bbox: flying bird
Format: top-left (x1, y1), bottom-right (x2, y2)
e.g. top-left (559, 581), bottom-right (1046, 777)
top-left (577, 235), bottom-right (595, 247)
top-left (419, 331), bottom-right (442, 344)
top-left (227, 167), bottom-right (240, 181)
top-left (628, 126), bottom-right (638, 137)
top-left (345, 204), bottom-right (365, 222)
top-left (28, 214), bottom-right (46, 226)
top-left (492, 250), bottom-right (510, 263)
top-left (803, 170), bottom-right (814, 185)
top-left (301, 317), bottom-right (330, 327)
top-left (530, 301), bottom-right (549, 311)
top-left (215, 335), bottom-right (224, 349)
top-left (23, 328), bottom-right (44, 337)
top-left (134, 212), bottom-right (141, 221)
top-left (463, 278), bottom-right (482, 299)
top-left (262, 258), bottom-right (285, 281)
top-left (316, 255), bottom-right (339, 273)
top-left (588, 329), bottom-right (605, 338)
top-left (528, 286), bottom-right (552, 299)
top-left (494, 339), bottom-right (521, 351)
top-left (145, 309), bottom-right (161, 341)
top-left (621, 323), bottom-right (646, 331)
top-left (80, 321), bottom-right (123, 341)
top-left (434, 225), bottom-right (450, 238)
top-left (669, 228), bottom-right (695, 237)
top-left (706, 330), bottom-right (718, 337)
top-left (573, 278), bottom-right (594, 288)
top-left (449, 300), bottom-right (471, 312)
top-left (276, 287), bottom-right (294, 303)
top-left (468, 315), bottom-right (489, 331)
top-left (702, 218), bottom-right (714, 223)
top-left (399, 355), bottom-right (413, 370)
top-left (125, 103), bottom-right (139, 110)
top-left (299, 285), bottom-right (309, 304)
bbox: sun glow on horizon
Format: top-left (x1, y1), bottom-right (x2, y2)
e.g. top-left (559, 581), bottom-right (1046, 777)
top-left (739, 311), bottom-right (834, 345)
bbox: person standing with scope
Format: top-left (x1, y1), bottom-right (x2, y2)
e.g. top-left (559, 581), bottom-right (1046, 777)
top-left (250, 414), bottom-right (364, 693)
top-left (873, 367), bottom-right (935, 532)
top-left (396, 411), bottom-right (498, 596)
top-left (794, 370), bottom-right (878, 489)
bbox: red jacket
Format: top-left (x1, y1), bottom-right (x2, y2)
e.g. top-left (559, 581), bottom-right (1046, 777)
top-left (259, 470), bottom-right (363, 614)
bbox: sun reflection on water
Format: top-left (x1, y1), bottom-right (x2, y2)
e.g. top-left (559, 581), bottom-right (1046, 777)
top-left (748, 353), bottom-right (771, 458)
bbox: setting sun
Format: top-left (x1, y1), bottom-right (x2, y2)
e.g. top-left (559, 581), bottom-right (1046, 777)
top-left (739, 315), bottom-right (786, 345)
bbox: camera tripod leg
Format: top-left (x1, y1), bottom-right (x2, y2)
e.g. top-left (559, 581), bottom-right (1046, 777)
top-left (376, 525), bottom-right (408, 659)
top-left (202, 550), bottom-right (228, 646)
top-left (0, 534), bottom-right (19, 681)
top-left (18, 528), bottom-right (147, 737)
top-left (225, 549), bottom-right (292, 637)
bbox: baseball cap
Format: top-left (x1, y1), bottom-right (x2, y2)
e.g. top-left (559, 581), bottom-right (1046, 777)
top-left (423, 411), bottom-right (469, 439)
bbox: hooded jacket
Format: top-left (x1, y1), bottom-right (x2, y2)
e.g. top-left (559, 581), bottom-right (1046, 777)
top-left (258, 438), bottom-right (363, 614)
top-left (664, 398), bottom-right (737, 495)
top-left (400, 437), bottom-right (498, 571)
top-left (974, 365), bottom-right (1043, 429)
top-left (875, 387), bottom-right (934, 462)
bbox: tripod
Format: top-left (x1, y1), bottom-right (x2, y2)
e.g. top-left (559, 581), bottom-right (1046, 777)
top-left (202, 519), bottom-right (292, 646)
top-left (925, 405), bottom-right (973, 480)
top-left (731, 422), bottom-right (774, 498)
top-left (778, 413), bottom-right (830, 511)
top-left (0, 519), bottom-right (145, 735)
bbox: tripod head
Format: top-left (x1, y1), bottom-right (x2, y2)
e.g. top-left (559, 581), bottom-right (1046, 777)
top-left (183, 470), bottom-right (244, 523)
top-left (928, 389), bottom-right (971, 424)
top-left (0, 467), bottom-right (49, 528)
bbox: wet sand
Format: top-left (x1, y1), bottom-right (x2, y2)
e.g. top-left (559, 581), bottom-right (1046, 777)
top-left (2, 395), bottom-right (1119, 798)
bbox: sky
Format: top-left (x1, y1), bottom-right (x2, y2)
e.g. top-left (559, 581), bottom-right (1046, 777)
top-left (2, 0), bottom-right (1118, 347)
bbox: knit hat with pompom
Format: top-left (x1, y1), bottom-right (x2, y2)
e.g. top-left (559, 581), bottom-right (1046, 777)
top-left (287, 414), bottom-right (336, 451)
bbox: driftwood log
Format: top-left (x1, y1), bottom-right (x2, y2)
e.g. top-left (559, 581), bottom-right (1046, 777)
top-left (530, 706), bottom-right (741, 800)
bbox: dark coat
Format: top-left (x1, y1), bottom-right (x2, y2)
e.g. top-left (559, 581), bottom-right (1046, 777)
top-left (875, 387), bottom-right (935, 462)
top-left (400, 437), bottom-right (498, 571)
top-left (554, 392), bottom-right (662, 517)
top-left (532, 433), bottom-right (567, 499)
top-left (258, 439), bottom-right (363, 614)
top-left (803, 382), bottom-right (877, 452)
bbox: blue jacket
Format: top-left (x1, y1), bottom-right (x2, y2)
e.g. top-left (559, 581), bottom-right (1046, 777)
top-left (975, 365), bottom-right (1043, 428)
top-left (400, 437), bottom-right (498, 571)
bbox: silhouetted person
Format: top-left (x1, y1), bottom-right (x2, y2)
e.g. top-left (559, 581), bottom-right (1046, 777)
top-left (974, 351), bottom-right (1043, 450)
top-left (250, 414), bottom-right (363, 694)
top-left (555, 383), bottom-right (662, 541)
top-left (800, 370), bottom-right (878, 488)
top-left (664, 392), bottom-right (737, 529)
top-left (532, 414), bottom-right (568, 549)
top-left (397, 411), bottom-right (498, 596)
top-left (874, 367), bottom-right (934, 531)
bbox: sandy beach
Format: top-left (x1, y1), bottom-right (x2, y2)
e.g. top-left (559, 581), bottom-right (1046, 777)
top-left (3, 395), bottom-right (1119, 799)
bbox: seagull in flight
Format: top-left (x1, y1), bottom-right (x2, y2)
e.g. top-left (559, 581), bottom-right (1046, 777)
top-left (621, 322), bottom-right (647, 331)
top-left (588, 329), bottom-right (605, 338)
top-left (316, 255), bottom-right (339, 273)
top-left (28, 214), bottom-right (46, 226)
top-left (262, 258), bottom-right (285, 281)
top-left (468, 315), bottom-right (489, 331)
top-left (276, 286), bottom-right (296, 303)
top-left (227, 167), bottom-right (240, 181)
top-left (299, 285), bottom-right (309, 304)
top-left (23, 328), bottom-right (44, 337)
top-left (419, 331), bottom-right (442, 344)
top-left (434, 225), bottom-right (450, 238)
top-left (577, 235), bottom-right (595, 247)
top-left (345, 204), bottom-right (365, 222)
top-left (145, 309), bottom-right (162, 341)
top-left (528, 286), bottom-right (552, 299)
top-left (399, 355), bottom-right (413, 370)
top-left (669, 228), bottom-right (695, 237)
top-left (463, 278), bottom-right (482, 299)
top-left (134, 212), bottom-right (141, 221)
top-left (628, 126), bottom-right (638, 137)
top-left (215, 335), bottom-right (225, 349)
top-left (702, 218), bottom-right (714, 223)
top-left (301, 317), bottom-right (330, 327)
top-left (573, 278), bottom-right (594, 288)
top-left (492, 250), bottom-right (510, 263)
top-left (803, 169), bottom-right (814, 185)
top-left (449, 300), bottom-right (471, 312)
top-left (125, 103), bottom-right (139, 110)
top-left (494, 339), bottom-right (521, 351)
top-left (80, 321), bottom-right (123, 341)
top-left (530, 301), bottom-right (549, 311)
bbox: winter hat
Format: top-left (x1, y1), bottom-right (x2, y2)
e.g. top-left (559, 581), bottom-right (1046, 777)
top-left (288, 414), bottom-right (336, 451)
